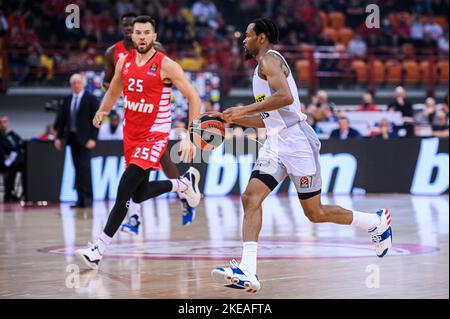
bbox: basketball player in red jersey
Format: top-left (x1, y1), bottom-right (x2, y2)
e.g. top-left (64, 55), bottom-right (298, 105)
top-left (103, 13), bottom-right (196, 232)
top-left (75, 16), bottom-right (202, 269)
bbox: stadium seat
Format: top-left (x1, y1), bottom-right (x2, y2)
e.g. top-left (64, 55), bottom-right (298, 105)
top-left (318, 11), bottom-right (328, 28)
top-left (402, 43), bottom-right (416, 59)
top-left (328, 11), bottom-right (346, 29)
top-left (338, 27), bottom-right (354, 46)
top-left (323, 27), bottom-right (338, 43)
top-left (433, 16), bottom-right (448, 28)
top-left (402, 60), bottom-right (420, 84)
top-left (368, 59), bottom-right (385, 84)
top-left (389, 12), bottom-right (412, 26)
top-left (351, 60), bottom-right (368, 83)
top-left (295, 59), bottom-right (313, 83)
top-left (420, 60), bottom-right (435, 83)
top-left (385, 59), bottom-right (402, 84)
top-left (437, 60), bottom-right (449, 83)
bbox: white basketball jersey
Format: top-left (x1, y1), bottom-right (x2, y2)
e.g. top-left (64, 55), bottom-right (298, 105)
top-left (252, 49), bottom-right (307, 136)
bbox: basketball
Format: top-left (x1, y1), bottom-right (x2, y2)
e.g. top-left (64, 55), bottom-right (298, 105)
top-left (189, 113), bottom-right (226, 151)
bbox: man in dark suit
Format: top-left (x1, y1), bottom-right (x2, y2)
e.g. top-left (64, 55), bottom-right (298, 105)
top-left (330, 116), bottom-right (361, 139)
top-left (54, 73), bottom-right (99, 208)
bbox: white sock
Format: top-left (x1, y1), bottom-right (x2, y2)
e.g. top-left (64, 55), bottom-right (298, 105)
top-left (95, 232), bottom-right (112, 255)
top-left (240, 242), bottom-right (258, 275)
top-left (127, 199), bottom-right (141, 219)
top-left (351, 211), bottom-right (381, 231)
top-left (170, 179), bottom-right (188, 192)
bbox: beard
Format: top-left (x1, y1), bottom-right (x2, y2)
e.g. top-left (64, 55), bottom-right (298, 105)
top-left (134, 41), bottom-right (153, 54)
top-left (244, 47), bottom-right (254, 60)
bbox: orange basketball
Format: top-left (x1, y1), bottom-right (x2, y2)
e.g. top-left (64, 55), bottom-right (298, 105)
top-left (189, 113), bottom-right (226, 151)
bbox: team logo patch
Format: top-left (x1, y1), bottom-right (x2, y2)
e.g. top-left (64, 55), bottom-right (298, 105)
top-left (123, 62), bottom-right (131, 75)
top-left (300, 176), bottom-right (312, 189)
top-left (148, 63), bottom-right (158, 76)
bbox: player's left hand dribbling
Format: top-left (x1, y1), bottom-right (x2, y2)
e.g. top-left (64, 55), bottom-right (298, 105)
top-left (93, 111), bottom-right (107, 128)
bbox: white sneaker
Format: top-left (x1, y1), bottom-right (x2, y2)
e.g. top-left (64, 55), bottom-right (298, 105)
top-left (178, 167), bottom-right (201, 207)
top-left (212, 259), bottom-right (260, 293)
top-left (75, 242), bottom-right (103, 270)
top-left (369, 209), bottom-right (393, 258)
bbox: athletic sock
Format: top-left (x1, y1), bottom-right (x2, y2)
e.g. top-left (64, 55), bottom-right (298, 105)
top-left (127, 199), bottom-right (141, 219)
top-left (240, 242), bottom-right (258, 275)
top-left (351, 211), bottom-right (381, 231)
top-left (170, 179), bottom-right (188, 192)
top-left (95, 232), bottom-right (112, 255)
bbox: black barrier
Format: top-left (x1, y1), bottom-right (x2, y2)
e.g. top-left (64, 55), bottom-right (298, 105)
top-left (24, 138), bottom-right (449, 202)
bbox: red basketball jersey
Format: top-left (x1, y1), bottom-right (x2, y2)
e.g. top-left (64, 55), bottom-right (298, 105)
top-left (121, 49), bottom-right (172, 144)
top-left (114, 40), bottom-right (129, 65)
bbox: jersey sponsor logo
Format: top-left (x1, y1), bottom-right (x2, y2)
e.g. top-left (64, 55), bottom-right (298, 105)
top-left (123, 96), bottom-right (154, 113)
top-left (255, 93), bottom-right (267, 103)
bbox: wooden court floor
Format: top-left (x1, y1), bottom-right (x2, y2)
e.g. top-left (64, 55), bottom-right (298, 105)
top-left (0, 194), bottom-right (448, 299)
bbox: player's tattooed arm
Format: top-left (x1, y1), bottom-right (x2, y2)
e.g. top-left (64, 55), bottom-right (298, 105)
top-left (93, 55), bottom-right (125, 128)
top-left (246, 54), bottom-right (293, 113)
top-left (102, 45), bottom-right (115, 90)
top-left (223, 54), bottom-right (293, 122)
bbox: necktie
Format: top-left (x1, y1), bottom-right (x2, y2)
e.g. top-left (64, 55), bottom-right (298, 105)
top-left (71, 94), bottom-right (78, 131)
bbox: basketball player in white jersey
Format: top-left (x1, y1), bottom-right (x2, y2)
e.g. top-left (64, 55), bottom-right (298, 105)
top-left (211, 18), bottom-right (393, 293)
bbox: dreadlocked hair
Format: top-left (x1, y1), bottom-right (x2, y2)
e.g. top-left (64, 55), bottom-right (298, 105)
top-left (251, 17), bottom-right (279, 44)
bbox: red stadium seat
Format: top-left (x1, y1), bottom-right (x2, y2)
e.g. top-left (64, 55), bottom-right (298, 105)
top-left (385, 59), bottom-right (402, 84)
top-left (351, 60), bottom-right (368, 83)
top-left (402, 60), bottom-right (420, 84)
top-left (318, 11), bottom-right (328, 28)
top-left (295, 59), bottom-right (313, 83)
top-left (328, 11), bottom-right (346, 29)
top-left (338, 27), bottom-right (354, 46)
top-left (369, 59), bottom-right (385, 84)
top-left (402, 44), bottom-right (416, 59)
top-left (433, 16), bottom-right (448, 28)
top-left (420, 61), bottom-right (434, 83)
top-left (323, 27), bottom-right (338, 43)
top-left (437, 60), bottom-right (449, 83)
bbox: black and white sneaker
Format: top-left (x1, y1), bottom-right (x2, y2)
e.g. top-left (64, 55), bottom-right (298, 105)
top-left (178, 167), bottom-right (201, 208)
top-left (75, 242), bottom-right (103, 270)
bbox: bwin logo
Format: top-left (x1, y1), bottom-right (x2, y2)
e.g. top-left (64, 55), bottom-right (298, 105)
top-left (123, 96), bottom-right (154, 113)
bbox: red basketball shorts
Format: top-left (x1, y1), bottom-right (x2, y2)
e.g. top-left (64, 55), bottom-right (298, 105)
top-left (124, 137), bottom-right (169, 170)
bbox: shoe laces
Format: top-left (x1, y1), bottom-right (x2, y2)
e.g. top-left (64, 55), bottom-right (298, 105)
top-left (87, 242), bottom-right (98, 251)
top-left (371, 234), bottom-right (382, 243)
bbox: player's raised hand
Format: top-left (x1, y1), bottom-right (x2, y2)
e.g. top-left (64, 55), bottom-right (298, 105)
top-left (179, 134), bottom-right (196, 163)
top-left (93, 111), bottom-right (107, 128)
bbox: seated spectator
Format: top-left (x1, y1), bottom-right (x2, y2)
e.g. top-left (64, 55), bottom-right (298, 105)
top-left (432, 111), bottom-right (449, 138)
top-left (330, 116), bottom-right (361, 139)
top-left (347, 34), bottom-right (367, 58)
top-left (37, 124), bottom-right (57, 141)
top-left (410, 14), bottom-right (425, 42)
top-left (424, 16), bottom-right (443, 41)
top-left (388, 86), bottom-right (415, 137)
top-left (388, 86), bottom-right (414, 119)
top-left (373, 118), bottom-right (397, 140)
top-left (415, 97), bottom-right (437, 125)
top-left (356, 93), bottom-right (379, 112)
top-left (438, 31), bottom-right (449, 55)
top-left (314, 90), bottom-right (338, 122)
top-left (191, 0), bottom-right (219, 30)
top-left (0, 115), bottom-right (24, 202)
top-left (98, 110), bottom-right (123, 140)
